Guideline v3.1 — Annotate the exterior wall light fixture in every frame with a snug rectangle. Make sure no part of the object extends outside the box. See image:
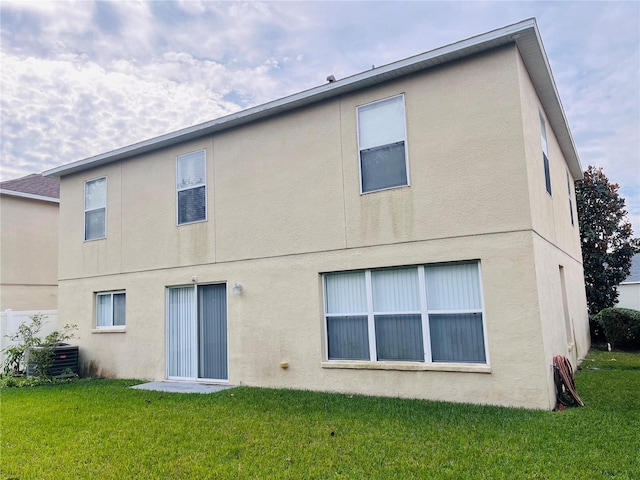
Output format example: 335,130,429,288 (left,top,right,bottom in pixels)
233,283,243,295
